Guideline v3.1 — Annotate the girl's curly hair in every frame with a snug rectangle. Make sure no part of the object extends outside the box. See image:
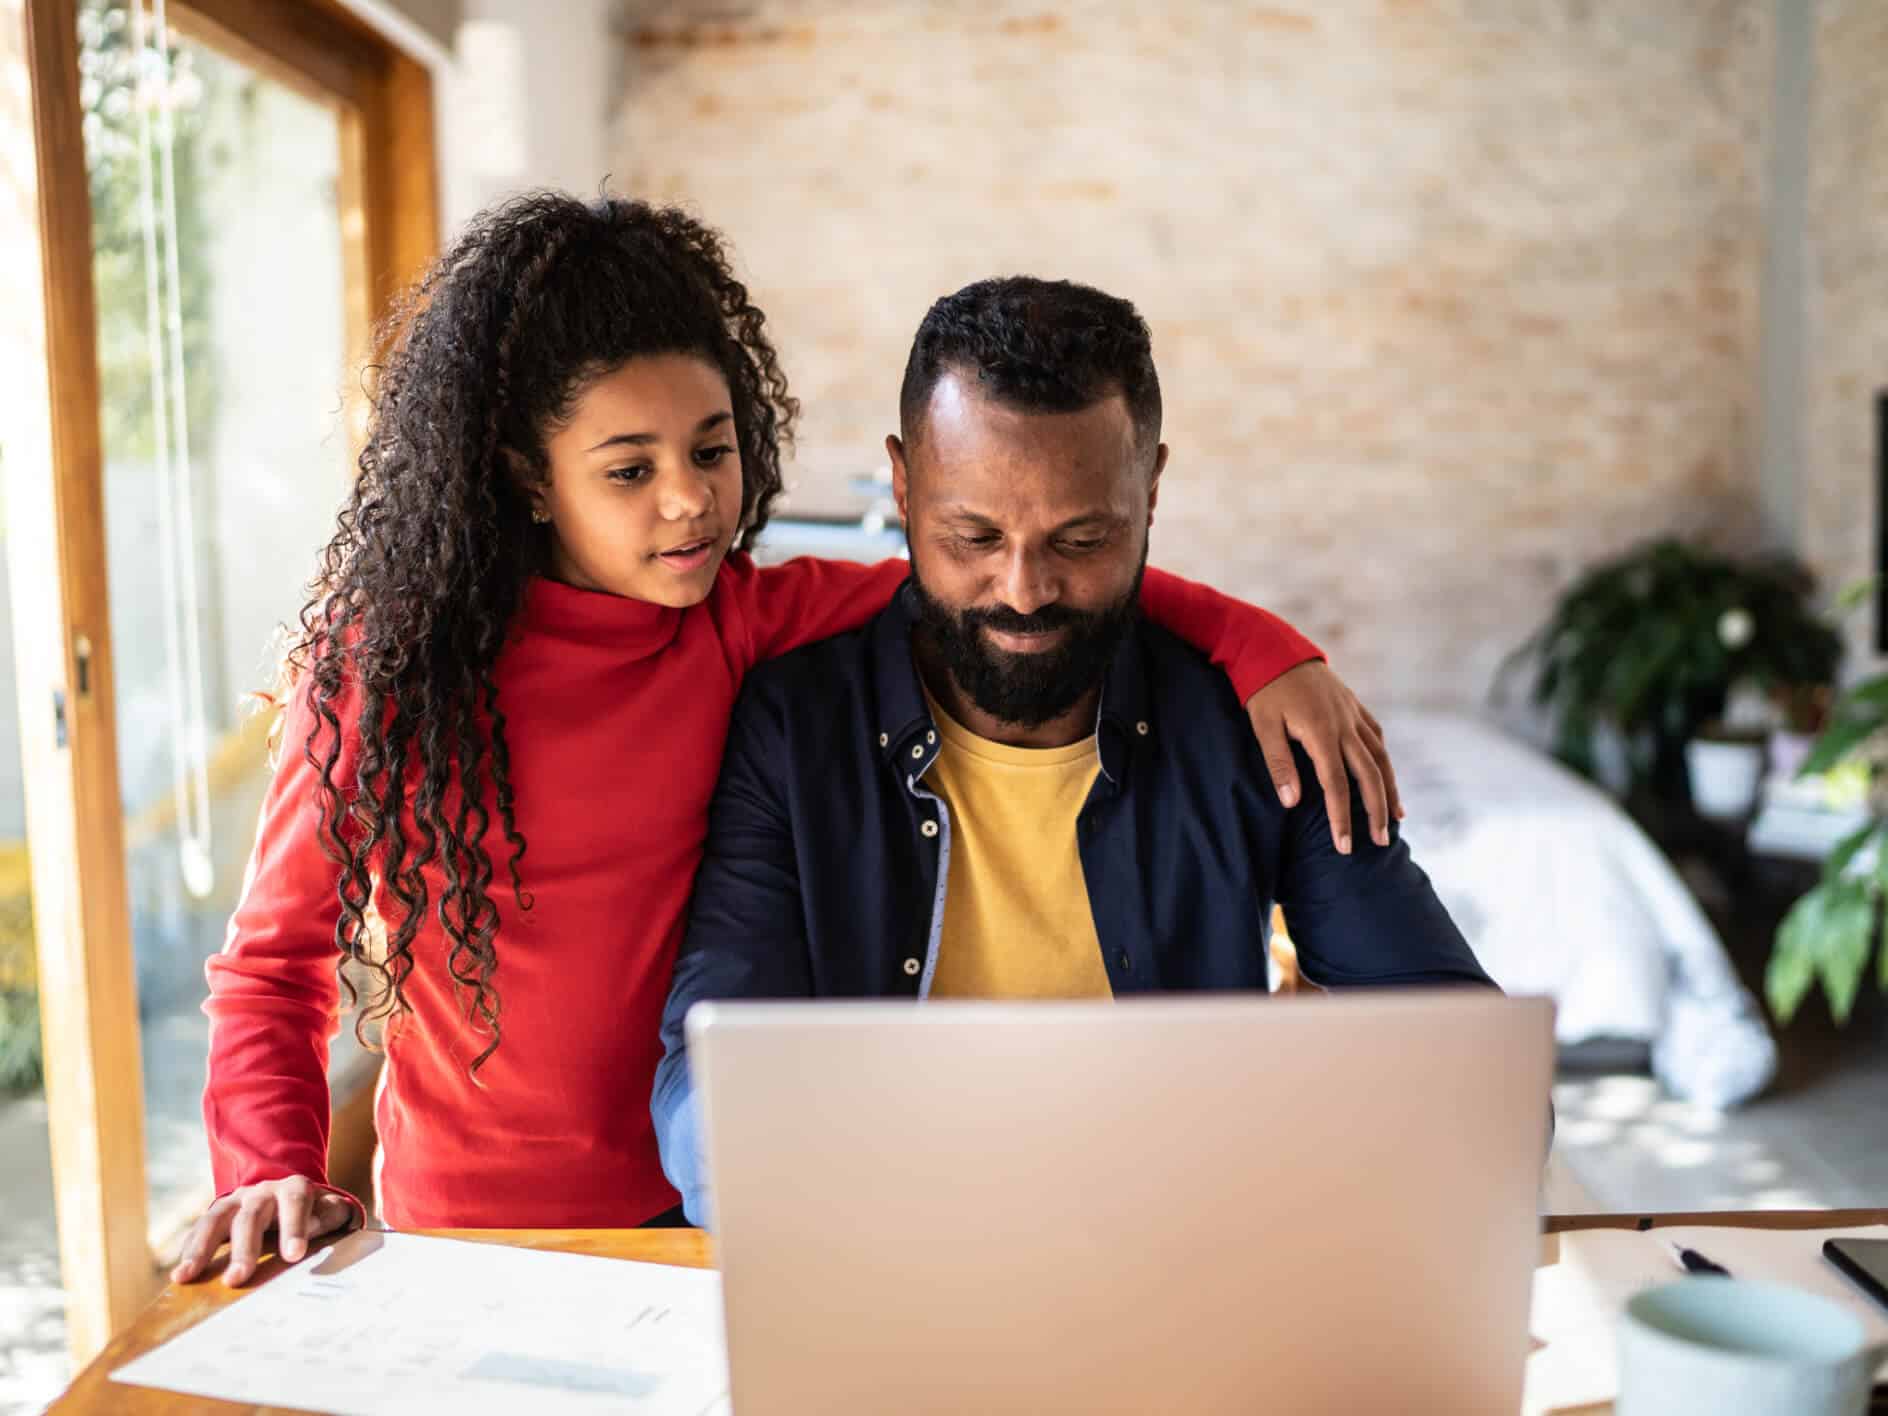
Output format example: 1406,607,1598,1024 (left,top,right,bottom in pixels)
287,192,796,1071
